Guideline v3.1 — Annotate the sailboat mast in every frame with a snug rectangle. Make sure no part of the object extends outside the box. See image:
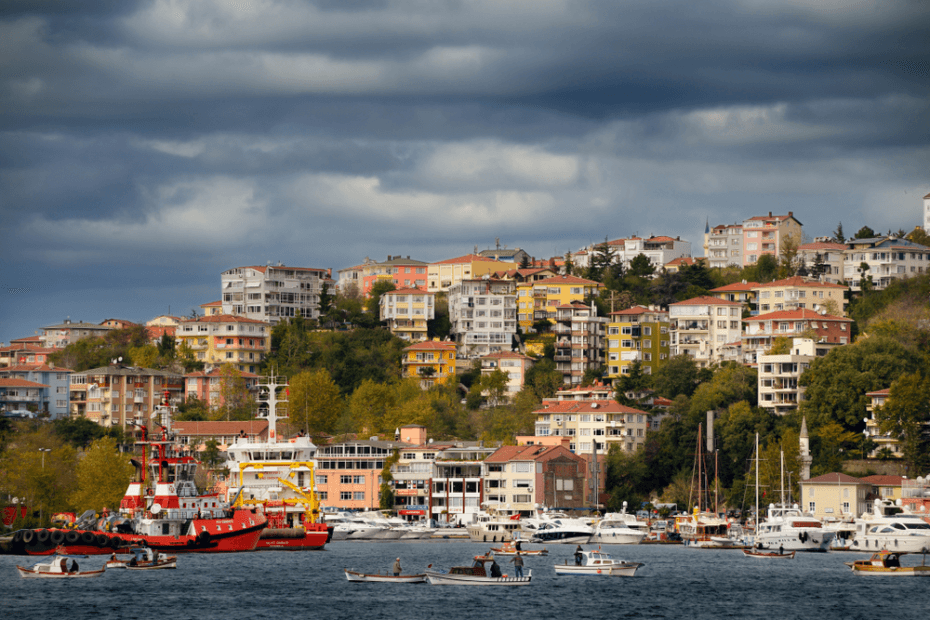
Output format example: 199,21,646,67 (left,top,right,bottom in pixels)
779,450,785,506
754,433,759,532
